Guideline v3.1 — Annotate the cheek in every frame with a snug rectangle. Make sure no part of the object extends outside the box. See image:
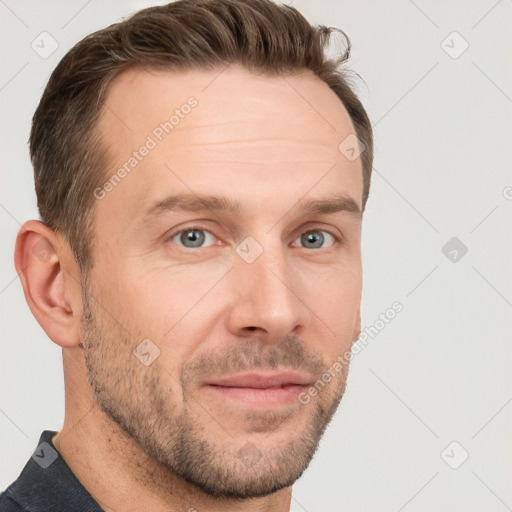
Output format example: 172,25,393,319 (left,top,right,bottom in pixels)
309,270,361,356
93,260,190,333
104,266,223,370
